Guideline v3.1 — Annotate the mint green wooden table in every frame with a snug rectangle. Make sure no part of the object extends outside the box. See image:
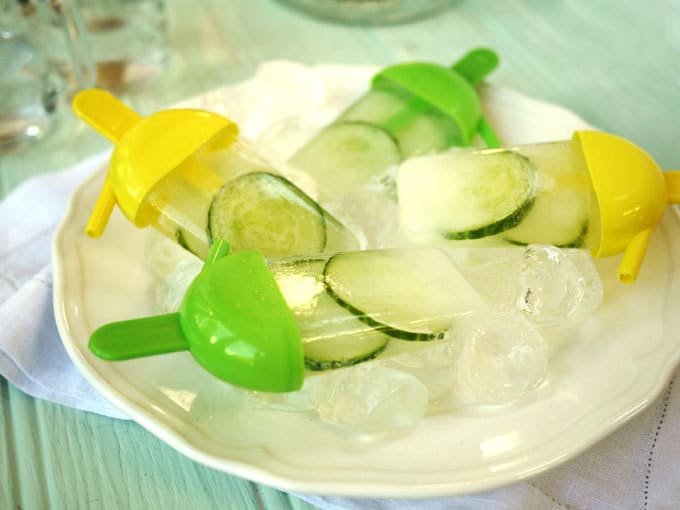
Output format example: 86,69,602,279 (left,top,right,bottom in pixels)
1,1,678,508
